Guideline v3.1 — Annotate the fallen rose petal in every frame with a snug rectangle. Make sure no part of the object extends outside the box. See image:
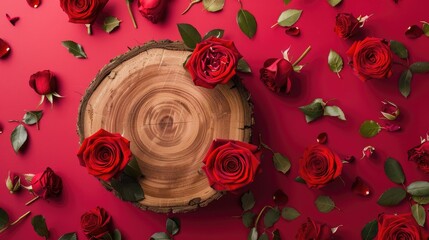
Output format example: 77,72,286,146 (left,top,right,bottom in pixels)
0,38,11,58
6,14,20,26
285,27,300,36
361,146,375,159
26,0,41,8
383,123,401,132
405,25,424,39
317,132,328,144
343,155,355,163
273,189,288,206
352,177,371,196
